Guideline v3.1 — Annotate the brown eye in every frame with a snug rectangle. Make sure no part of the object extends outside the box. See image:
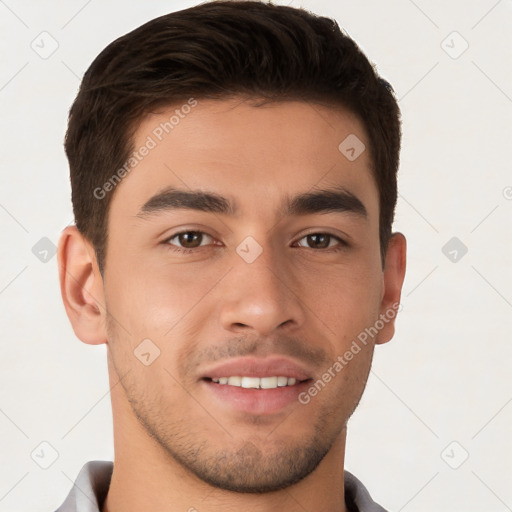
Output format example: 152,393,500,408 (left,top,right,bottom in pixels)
166,231,215,251
296,233,345,250
178,231,203,248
